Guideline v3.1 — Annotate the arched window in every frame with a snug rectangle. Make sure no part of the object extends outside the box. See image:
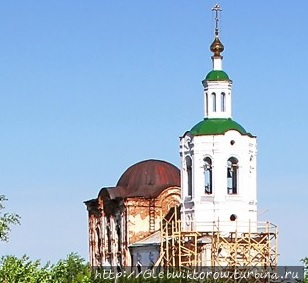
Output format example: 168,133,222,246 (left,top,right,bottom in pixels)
227,157,238,194
106,217,112,254
221,92,226,111
116,217,121,252
95,225,102,255
203,157,212,194
186,156,192,197
212,92,216,112
206,92,209,116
